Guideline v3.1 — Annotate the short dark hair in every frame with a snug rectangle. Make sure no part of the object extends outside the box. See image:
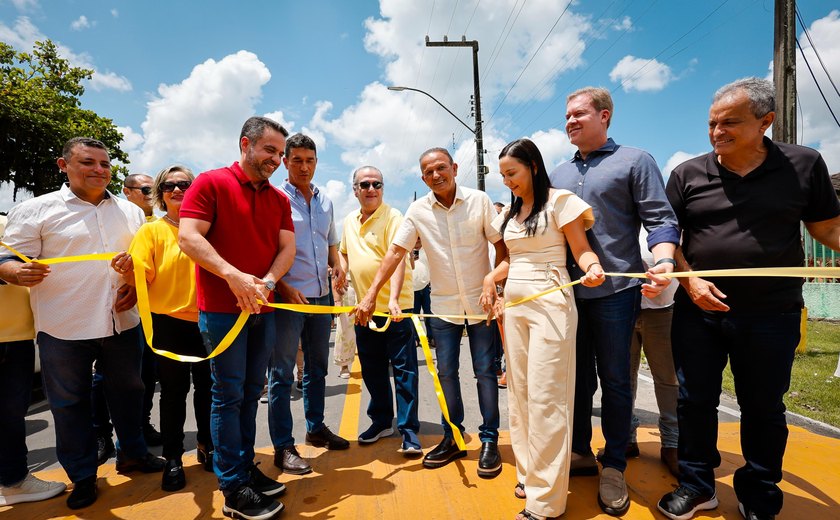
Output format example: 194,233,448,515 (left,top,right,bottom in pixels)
62,137,108,161
419,147,454,165
124,173,153,188
284,133,317,159
239,116,289,151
